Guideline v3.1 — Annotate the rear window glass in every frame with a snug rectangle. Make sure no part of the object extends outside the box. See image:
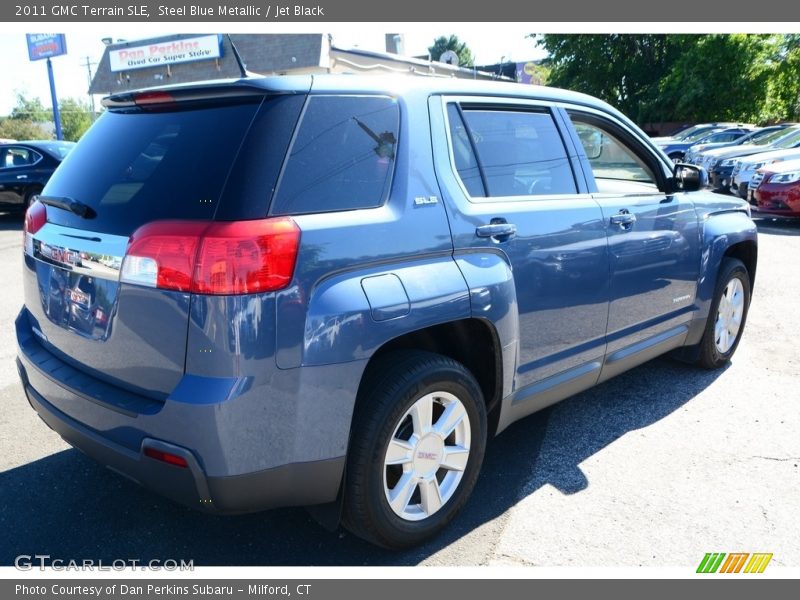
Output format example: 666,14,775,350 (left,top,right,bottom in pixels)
42,97,300,236
457,108,577,197
271,95,399,215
